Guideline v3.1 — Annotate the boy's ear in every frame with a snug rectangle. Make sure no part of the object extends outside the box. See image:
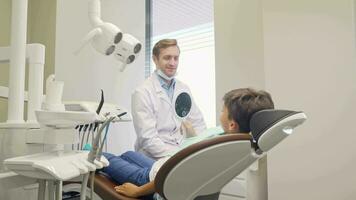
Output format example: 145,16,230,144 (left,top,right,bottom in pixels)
229,120,239,132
